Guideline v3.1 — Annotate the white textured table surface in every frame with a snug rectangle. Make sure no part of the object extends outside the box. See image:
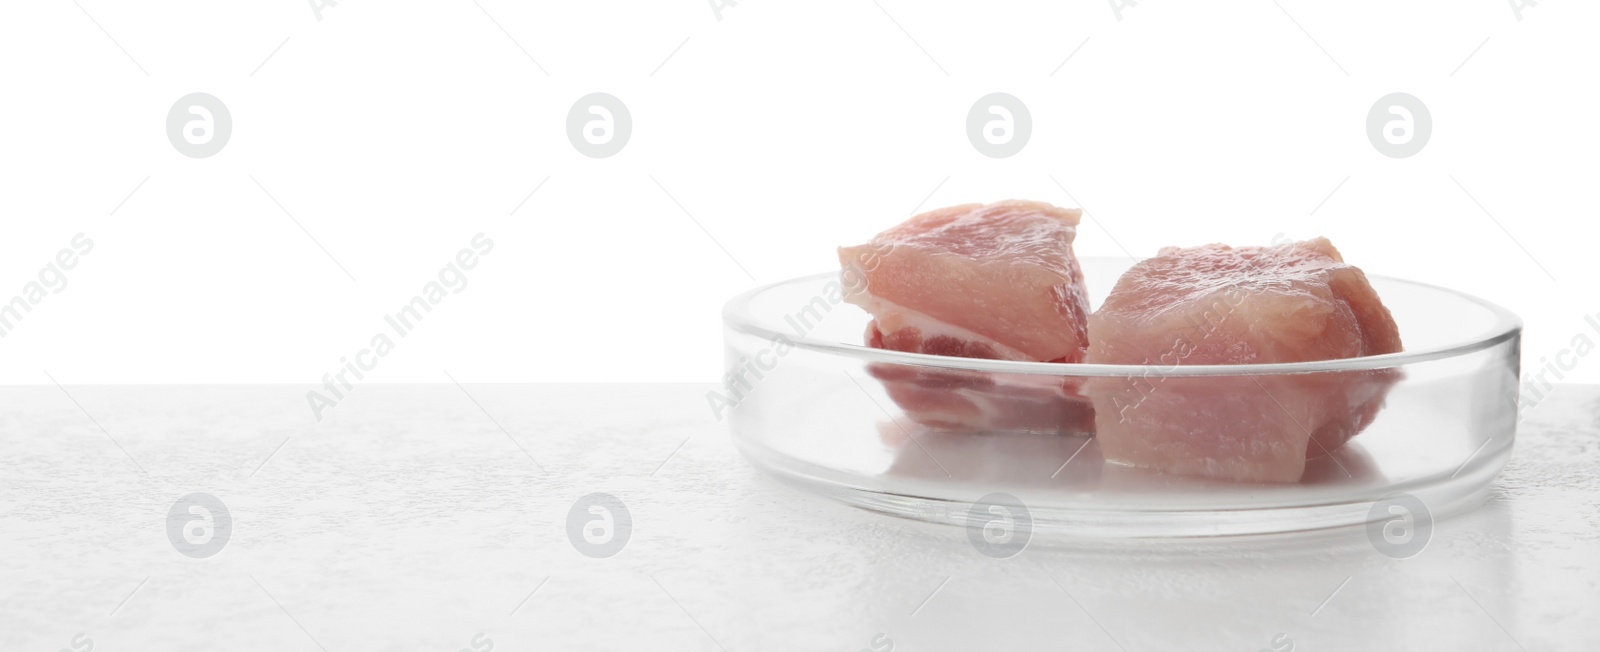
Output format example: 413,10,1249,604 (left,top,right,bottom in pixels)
2,383,1597,651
